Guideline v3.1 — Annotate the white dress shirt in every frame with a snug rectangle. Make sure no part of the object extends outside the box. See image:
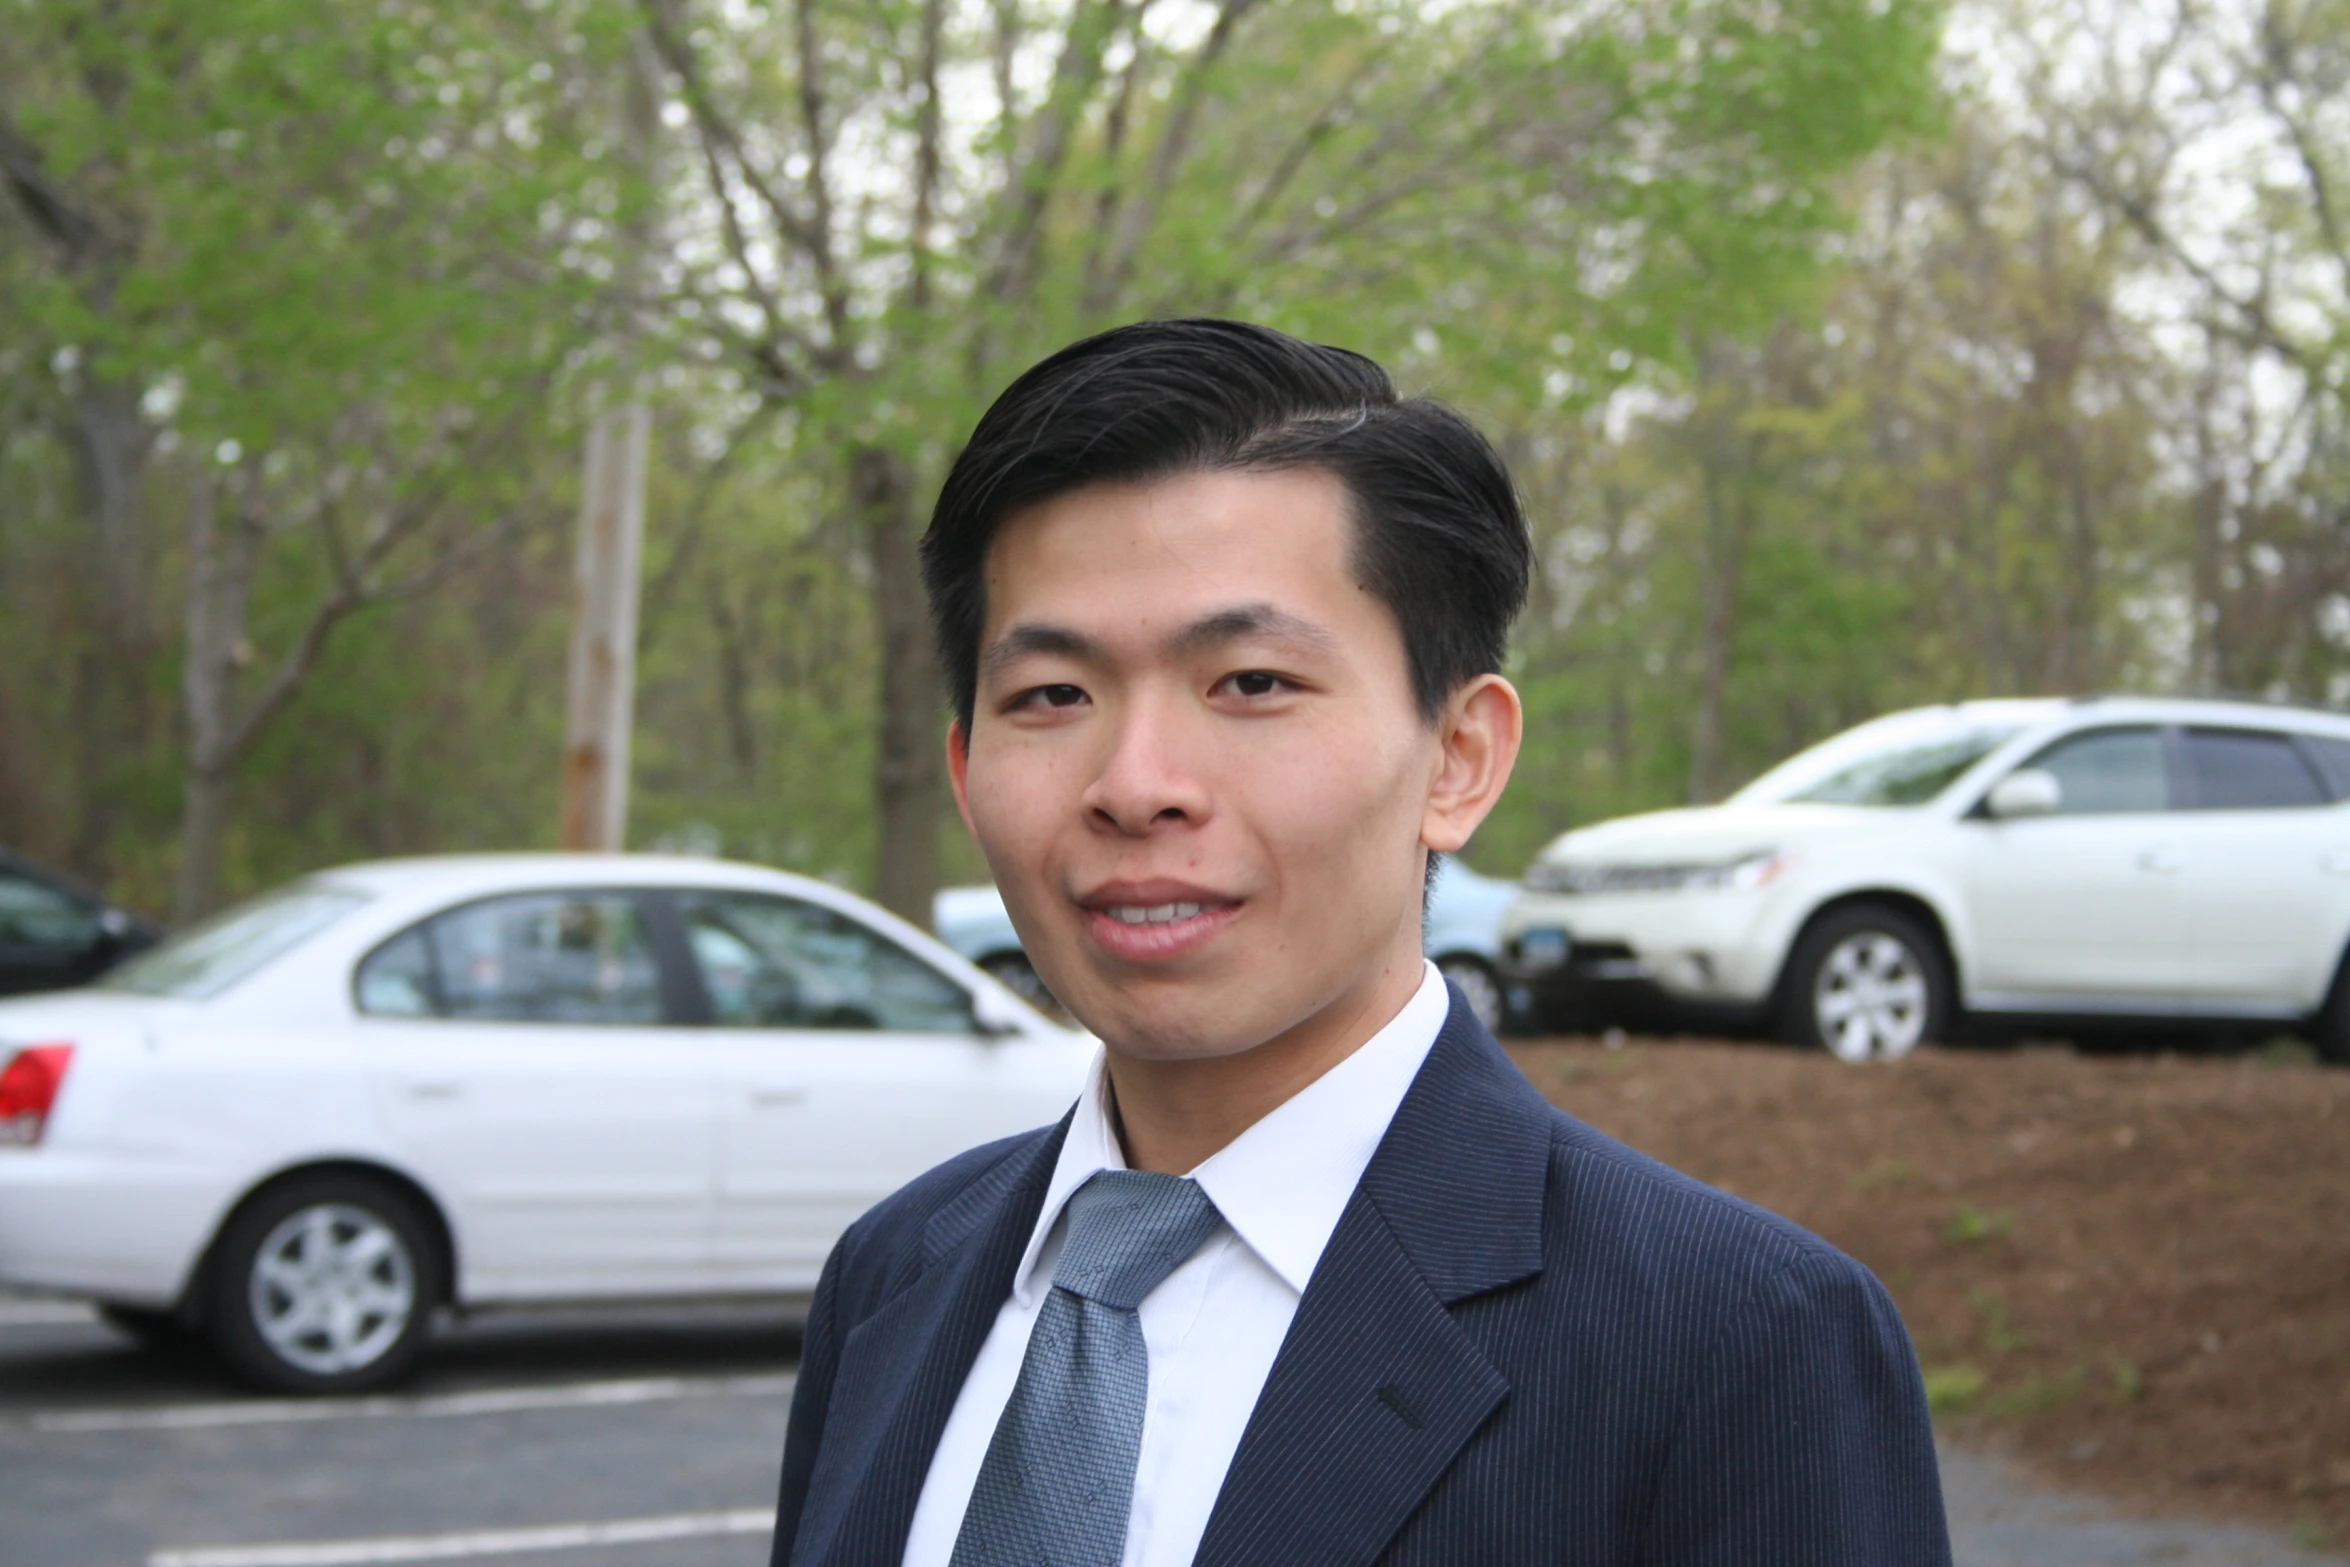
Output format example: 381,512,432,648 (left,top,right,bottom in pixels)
900,961,1451,1567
